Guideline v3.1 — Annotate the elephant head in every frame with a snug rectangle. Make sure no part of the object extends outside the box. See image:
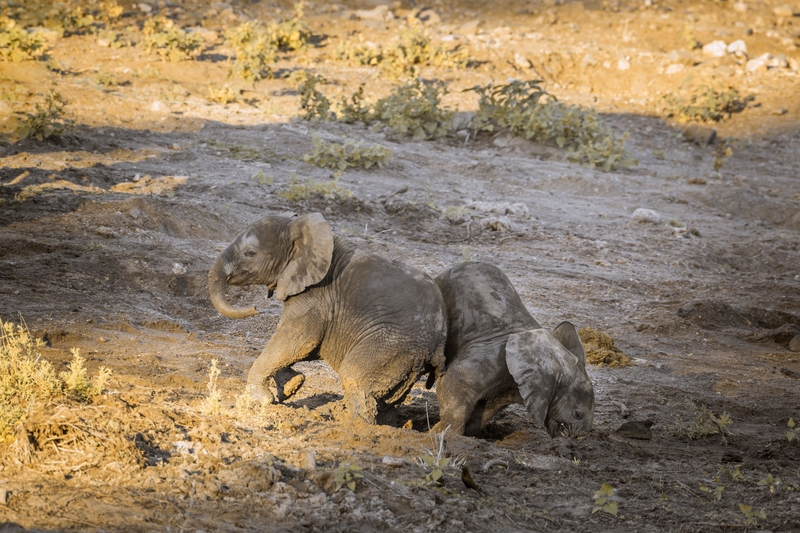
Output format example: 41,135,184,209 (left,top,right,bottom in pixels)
505,321,594,437
208,213,334,318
